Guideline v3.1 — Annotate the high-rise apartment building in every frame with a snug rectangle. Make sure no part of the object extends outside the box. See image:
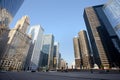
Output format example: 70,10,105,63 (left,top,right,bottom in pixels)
41,34,54,70
0,0,24,37
103,0,120,40
78,30,91,69
73,30,91,69
73,37,81,69
0,16,31,71
84,4,120,68
28,25,44,70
